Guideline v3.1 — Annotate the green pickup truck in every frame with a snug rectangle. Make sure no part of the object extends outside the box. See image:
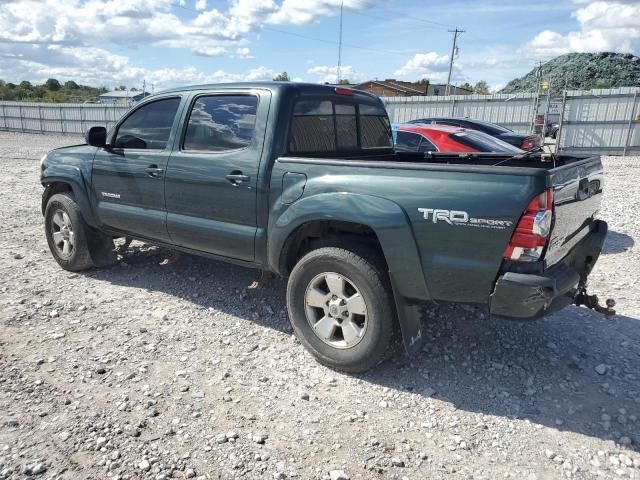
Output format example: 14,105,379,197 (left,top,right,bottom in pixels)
40,82,610,372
